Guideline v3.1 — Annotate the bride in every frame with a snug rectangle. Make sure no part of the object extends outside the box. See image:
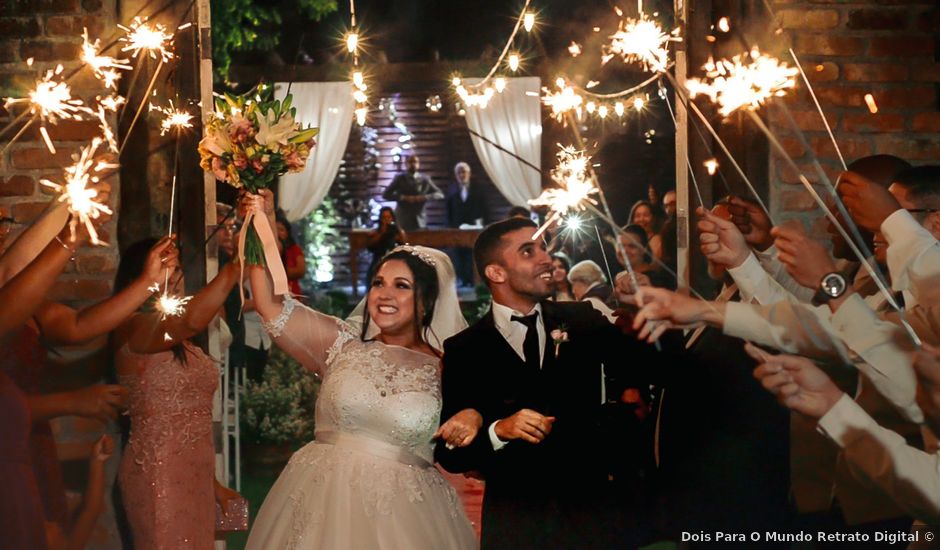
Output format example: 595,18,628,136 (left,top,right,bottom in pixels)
244,193,479,549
